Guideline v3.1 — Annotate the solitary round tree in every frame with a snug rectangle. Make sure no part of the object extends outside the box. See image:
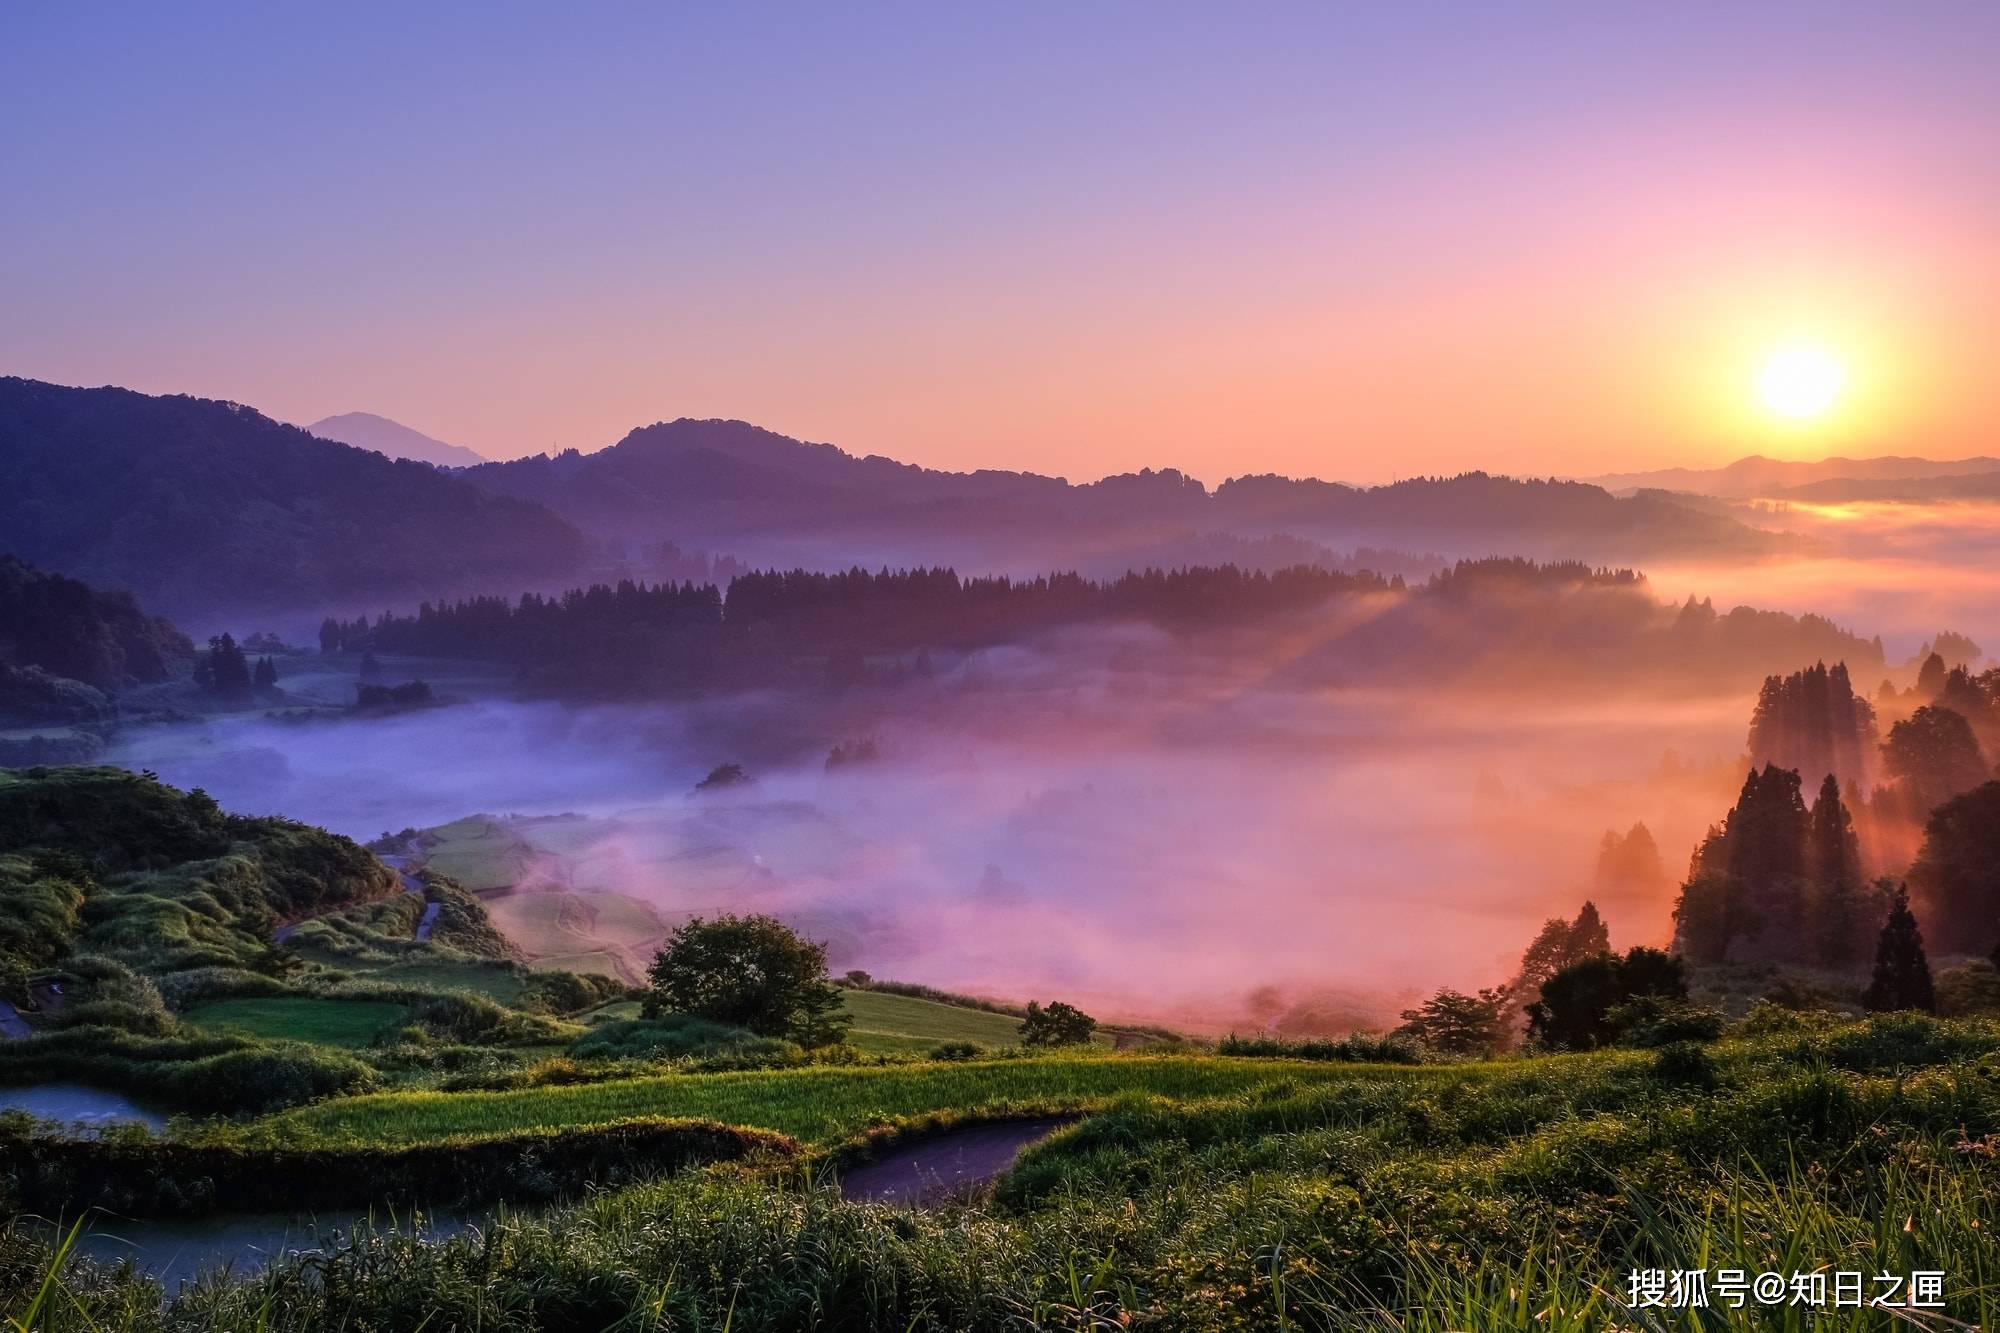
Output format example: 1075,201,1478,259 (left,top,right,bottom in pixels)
1019,1000,1097,1047
644,913,849,1045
